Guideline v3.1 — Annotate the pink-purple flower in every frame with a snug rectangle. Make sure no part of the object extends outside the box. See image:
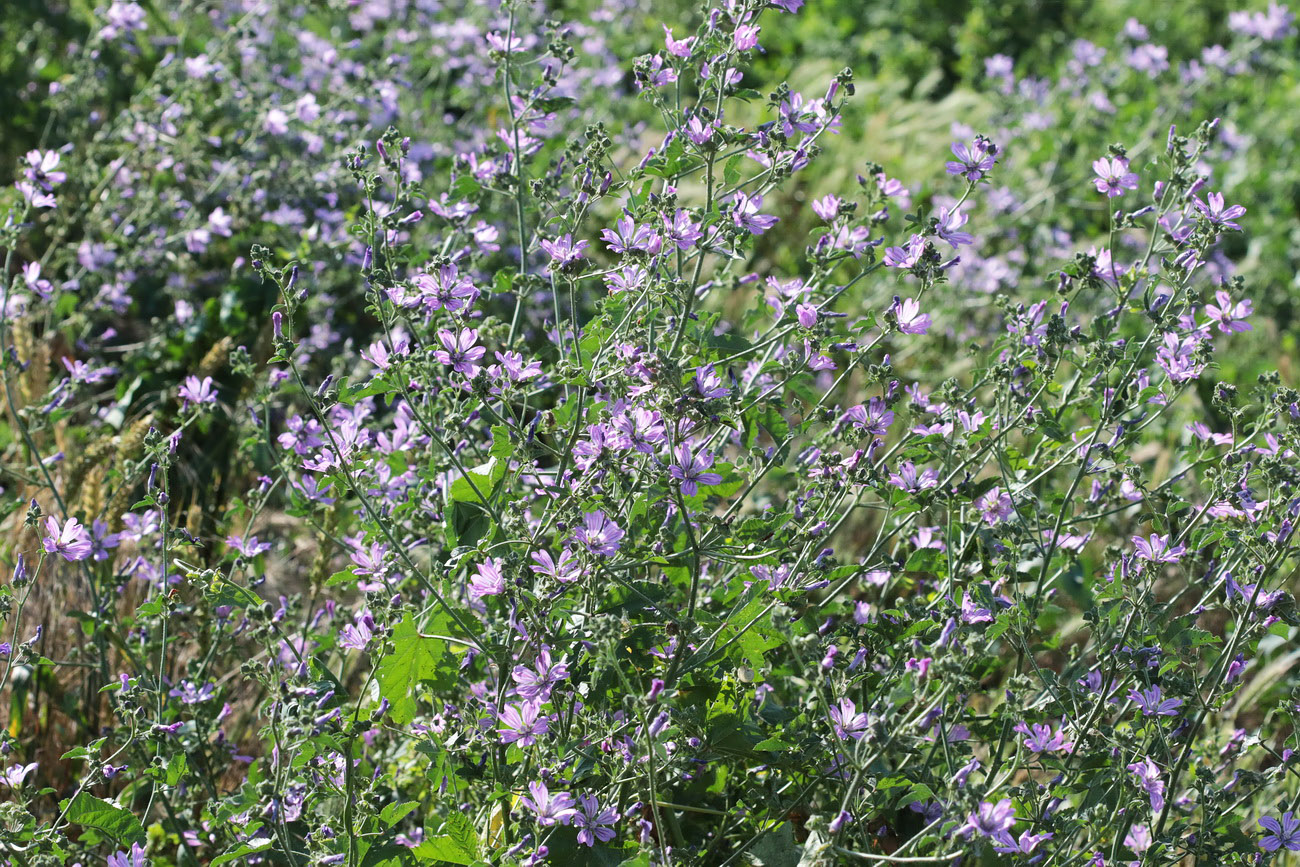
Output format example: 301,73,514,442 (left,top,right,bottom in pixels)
43,516,93,562
1092,156,1139,197
669,444,723,496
